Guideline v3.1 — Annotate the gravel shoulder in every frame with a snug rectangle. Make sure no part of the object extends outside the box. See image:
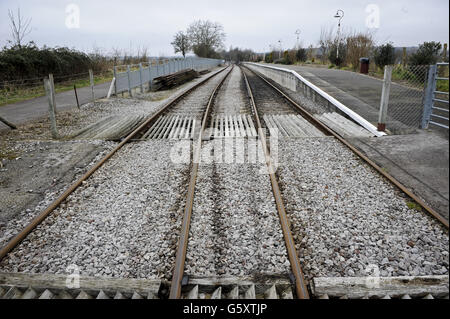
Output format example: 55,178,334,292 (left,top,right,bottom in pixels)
277,137,449,283
0,140,115,242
